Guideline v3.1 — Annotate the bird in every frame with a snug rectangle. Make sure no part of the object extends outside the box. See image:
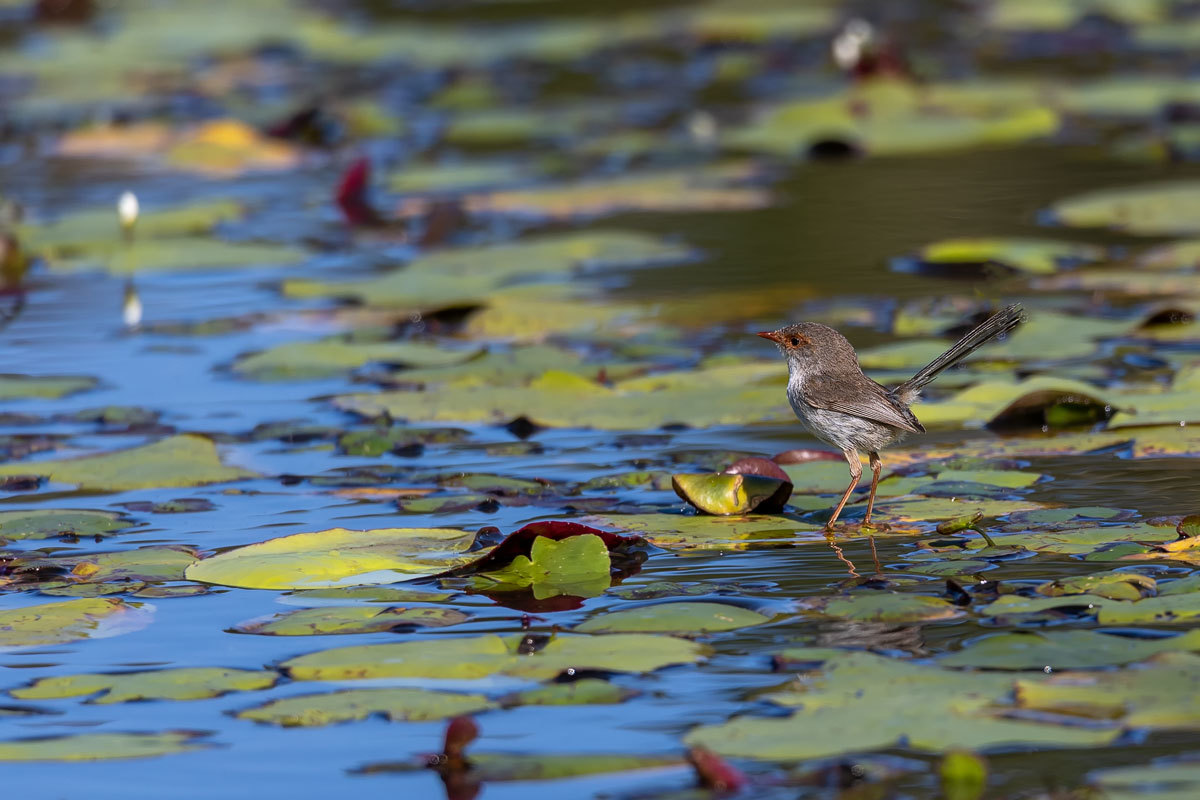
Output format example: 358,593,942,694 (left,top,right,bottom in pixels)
758,305,1024,531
